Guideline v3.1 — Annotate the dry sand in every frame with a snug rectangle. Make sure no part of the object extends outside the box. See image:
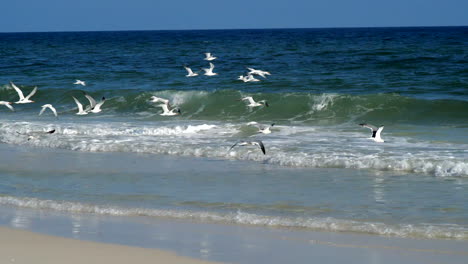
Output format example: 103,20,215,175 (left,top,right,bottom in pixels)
0,226,222,264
